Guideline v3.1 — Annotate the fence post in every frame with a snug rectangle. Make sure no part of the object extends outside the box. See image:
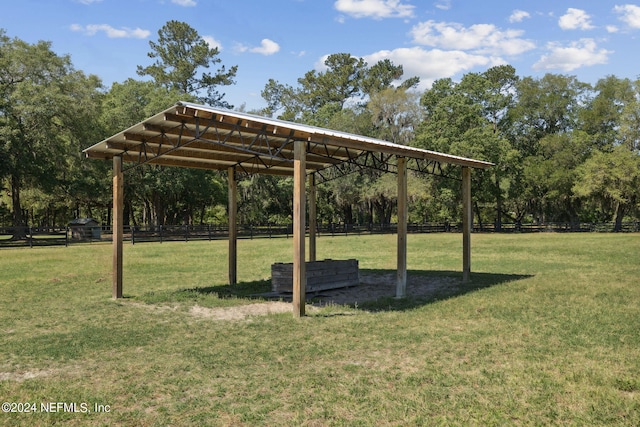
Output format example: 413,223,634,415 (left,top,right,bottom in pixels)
131,227,135,245
29,227,33,248
65,226,69,247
